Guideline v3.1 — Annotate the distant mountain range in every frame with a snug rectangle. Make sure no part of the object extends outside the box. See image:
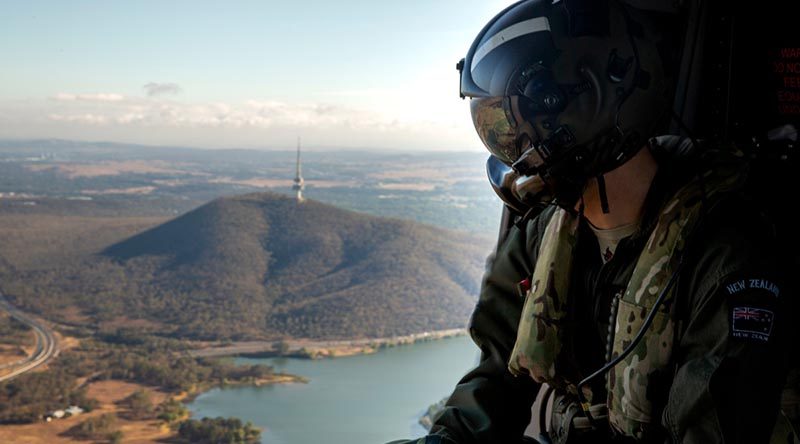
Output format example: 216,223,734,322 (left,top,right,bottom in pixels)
2,193,493,340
